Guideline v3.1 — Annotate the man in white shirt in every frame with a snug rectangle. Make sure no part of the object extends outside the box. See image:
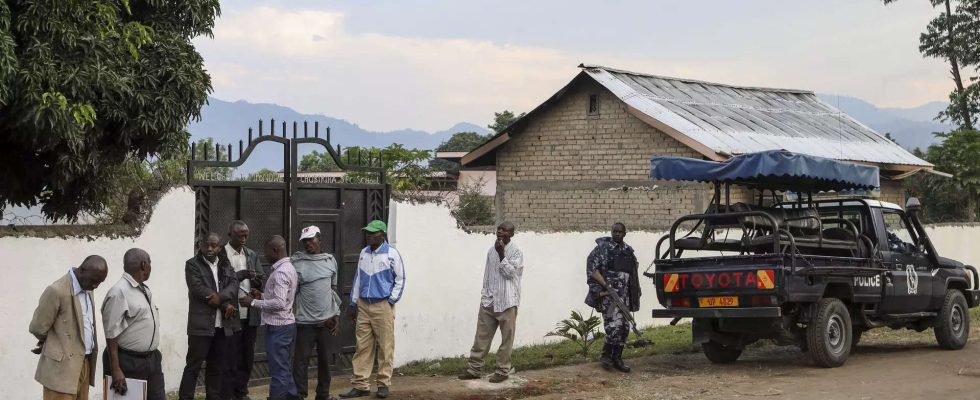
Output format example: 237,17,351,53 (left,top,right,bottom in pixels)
458,222,524,383
221,220,263,400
